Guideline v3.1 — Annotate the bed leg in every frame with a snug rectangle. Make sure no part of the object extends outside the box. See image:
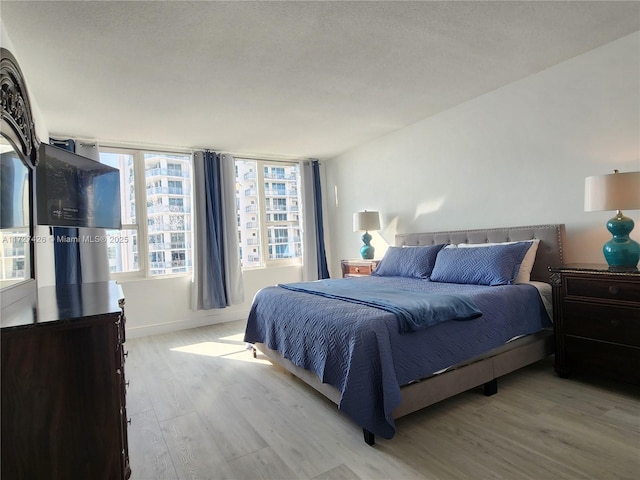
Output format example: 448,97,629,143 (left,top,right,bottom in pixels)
483,378,498,396
363,429,375,446
252,347,257,359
